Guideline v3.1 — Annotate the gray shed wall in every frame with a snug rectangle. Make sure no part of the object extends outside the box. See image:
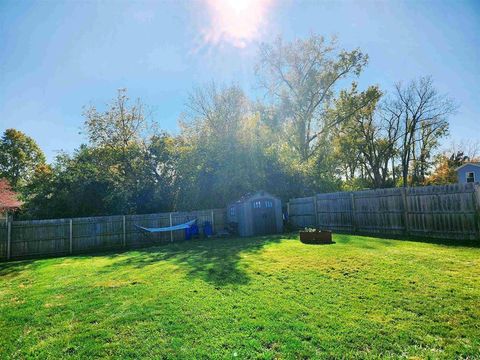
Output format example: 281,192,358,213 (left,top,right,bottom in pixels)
228,192,283,237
